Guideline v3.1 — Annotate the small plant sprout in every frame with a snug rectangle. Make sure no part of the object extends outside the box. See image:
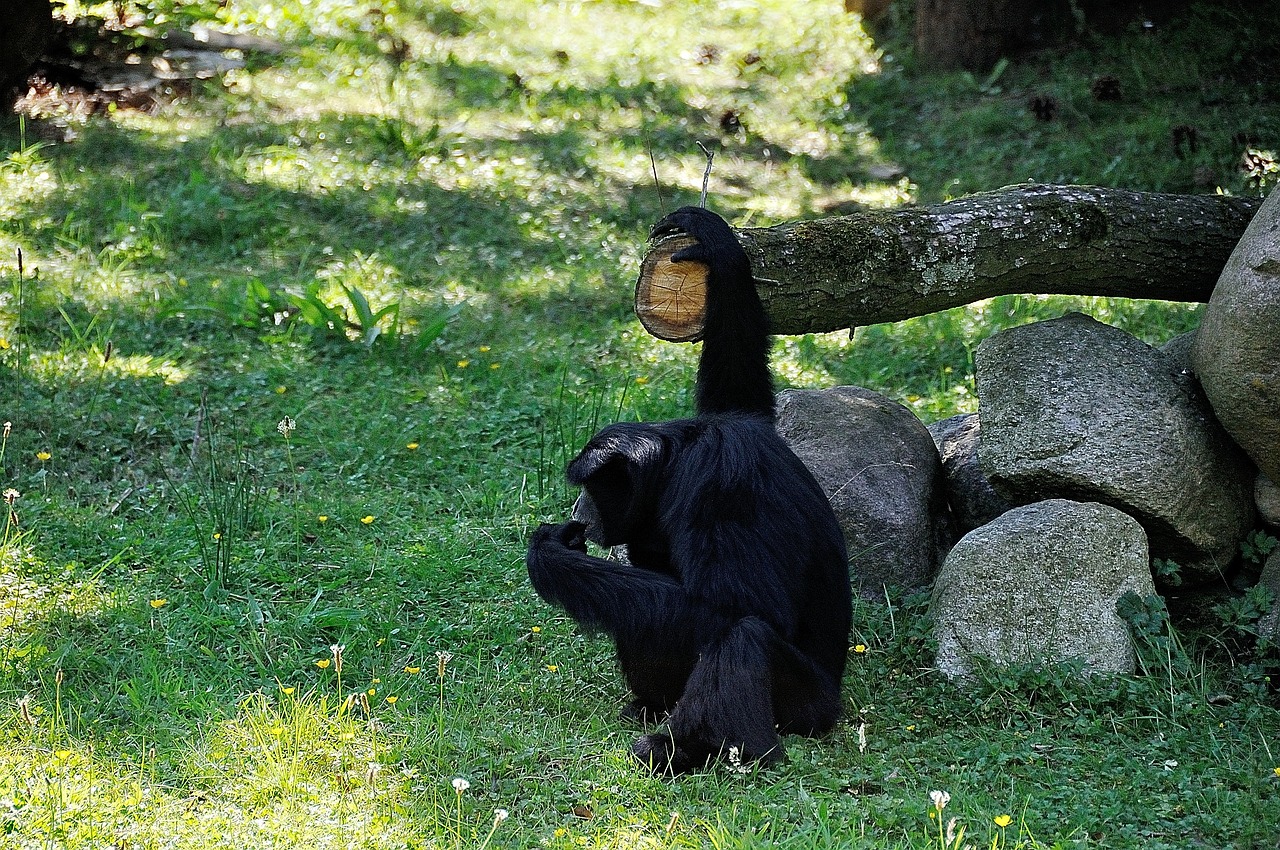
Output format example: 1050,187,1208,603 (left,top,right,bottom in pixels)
928,790,956,849
331,643,345,699
450,776,471,850
989,814,1014,850
3,488,19,545
149,599,168,622
276,416,302,562
476,808,509,850
726,746,752,775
